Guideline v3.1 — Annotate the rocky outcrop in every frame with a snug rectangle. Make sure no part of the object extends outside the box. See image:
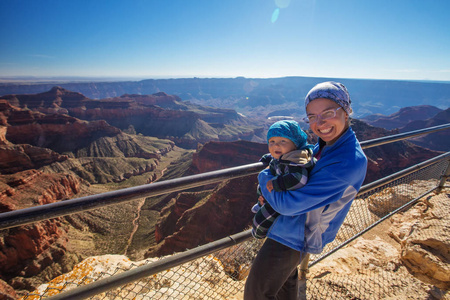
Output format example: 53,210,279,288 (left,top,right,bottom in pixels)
0,170,83,295
0,142,68,174
146,140,267,257
390,192,450,289
399,108,450,152
0,169,81,212
0,126,7,143
0,122,67,174
360,106,450,152
1,87,265,149
72,133,174,158
6,117,121,154
190,140,268,174
118,92,183,109
299,187,450,299
0,86,88,110
0,220,68,278
146,176,258,257
366,180,436,217
348,119,443,183
23,253,245,300
0,279,17,300
0,93,122,154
